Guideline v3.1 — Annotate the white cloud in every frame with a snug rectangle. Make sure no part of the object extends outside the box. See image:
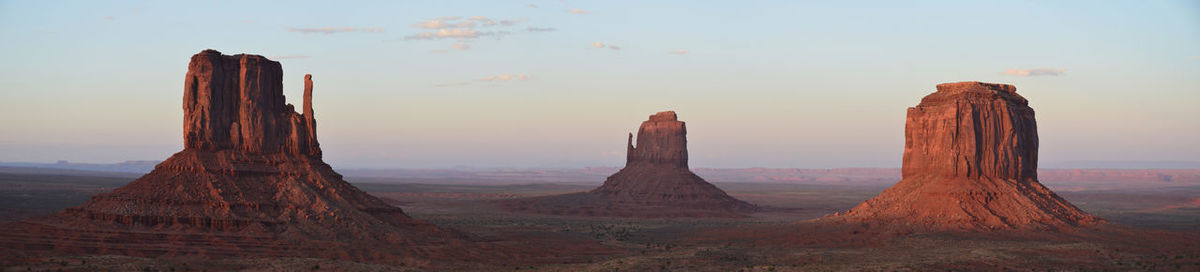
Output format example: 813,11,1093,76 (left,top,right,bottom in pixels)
287,27,384,34
667,49,690,55
592,42,606,48
453,43,471,50
569,8,589,14
476,74,530,82
1001,68,1066,77
527,4,538,8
